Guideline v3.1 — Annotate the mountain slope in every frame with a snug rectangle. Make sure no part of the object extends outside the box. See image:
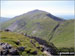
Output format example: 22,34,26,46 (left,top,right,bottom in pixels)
1,10,74,50
1,10,64,40
51,19,74,48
